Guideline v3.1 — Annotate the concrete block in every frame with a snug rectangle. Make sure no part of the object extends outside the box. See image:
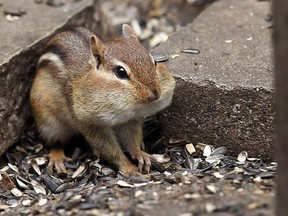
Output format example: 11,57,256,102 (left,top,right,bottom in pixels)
153,0,274,159
0,0,95,154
